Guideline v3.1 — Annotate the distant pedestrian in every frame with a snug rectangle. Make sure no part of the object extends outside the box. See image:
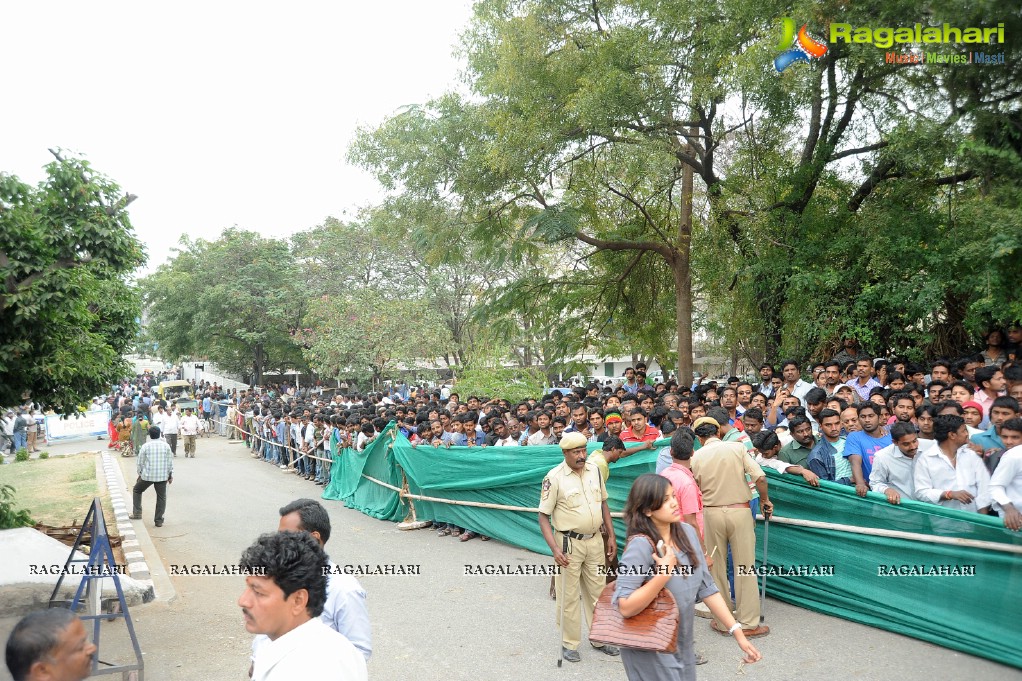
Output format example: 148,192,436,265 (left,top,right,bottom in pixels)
163,407,180,456
130,426,173,527
180,408,200,458
117,415,134,457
